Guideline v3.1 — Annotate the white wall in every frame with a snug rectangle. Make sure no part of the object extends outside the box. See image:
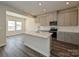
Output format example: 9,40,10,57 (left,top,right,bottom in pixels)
0,3,35,36
6,13,37,36
25,17,38,33
0,3,37,34
6,15,26,36
0,6,6,46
